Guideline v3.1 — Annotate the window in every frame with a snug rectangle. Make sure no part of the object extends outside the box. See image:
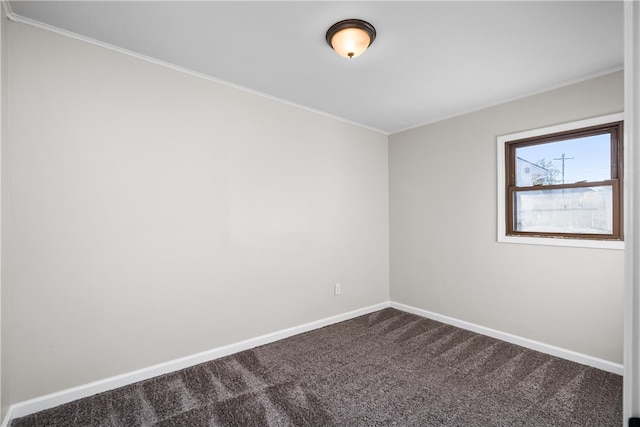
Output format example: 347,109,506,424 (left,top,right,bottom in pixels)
497,113,624,249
